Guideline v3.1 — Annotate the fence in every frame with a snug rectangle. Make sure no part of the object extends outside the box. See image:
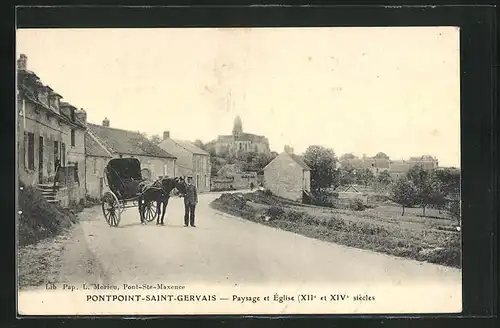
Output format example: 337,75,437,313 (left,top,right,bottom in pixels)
53,165,83,207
